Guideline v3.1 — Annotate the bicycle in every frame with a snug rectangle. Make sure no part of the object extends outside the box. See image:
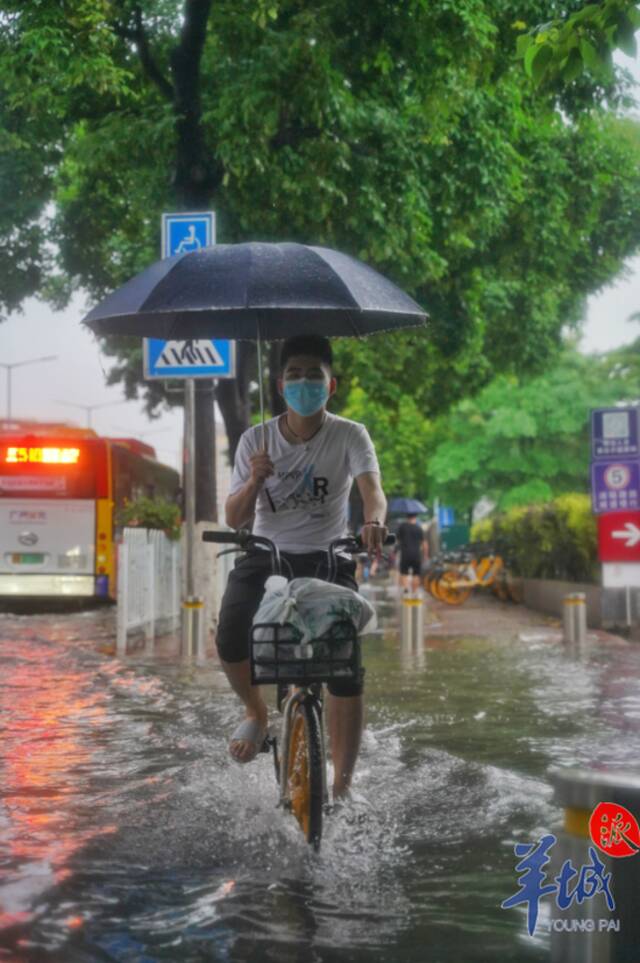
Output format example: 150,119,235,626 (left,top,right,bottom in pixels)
423,544,505,605
202,528,394,851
